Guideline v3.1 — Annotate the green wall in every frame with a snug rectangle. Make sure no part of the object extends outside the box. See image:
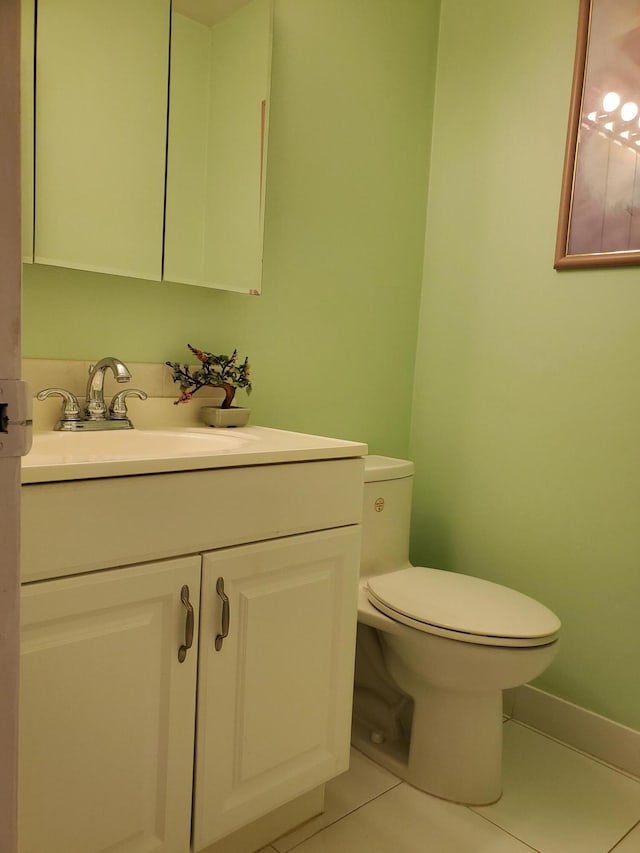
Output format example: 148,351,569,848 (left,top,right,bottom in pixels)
23,0,439,456
27,0,638,731
410,0,640,728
